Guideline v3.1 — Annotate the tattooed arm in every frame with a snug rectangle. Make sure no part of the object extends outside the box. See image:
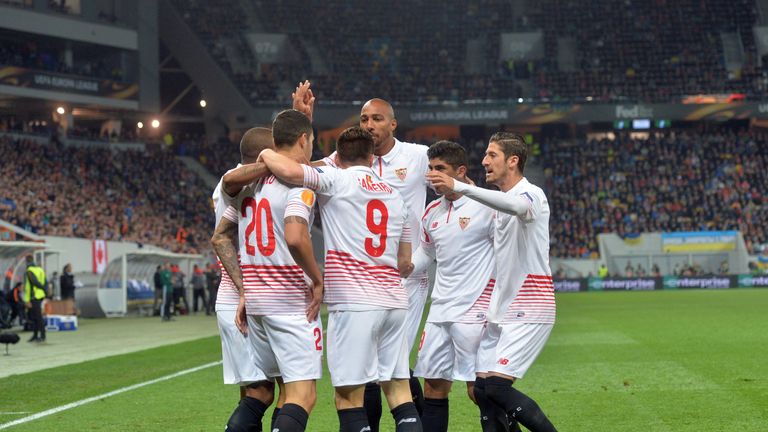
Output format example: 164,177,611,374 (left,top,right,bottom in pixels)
211,217,248,333
222,162,270,196
211,217,243,294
